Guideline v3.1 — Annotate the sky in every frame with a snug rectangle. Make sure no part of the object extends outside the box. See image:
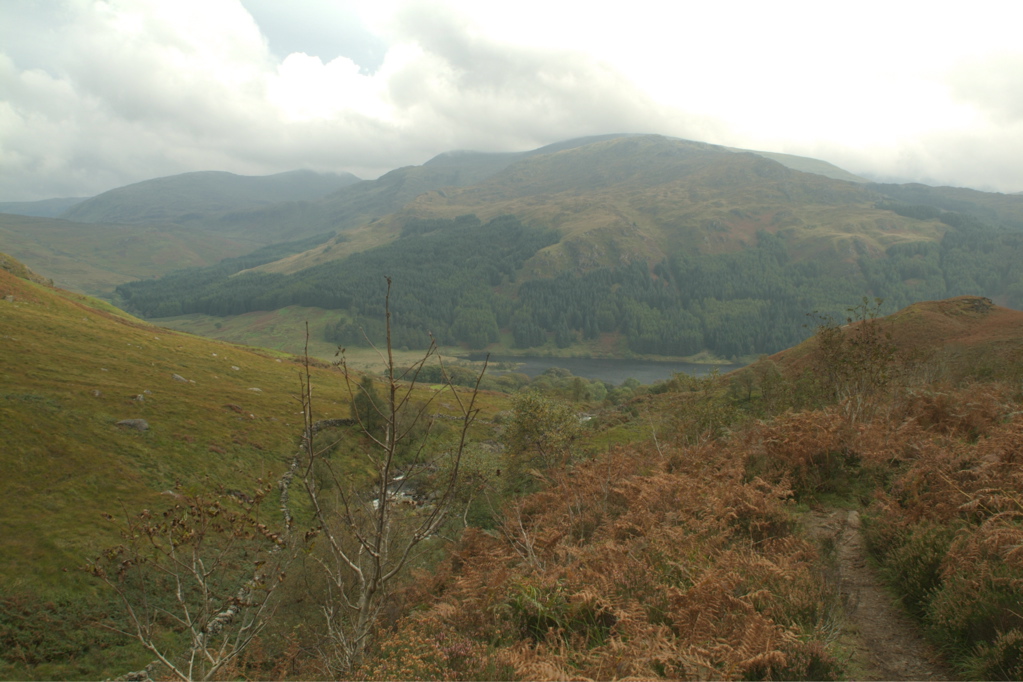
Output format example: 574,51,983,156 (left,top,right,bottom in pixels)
1,0,1022,201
